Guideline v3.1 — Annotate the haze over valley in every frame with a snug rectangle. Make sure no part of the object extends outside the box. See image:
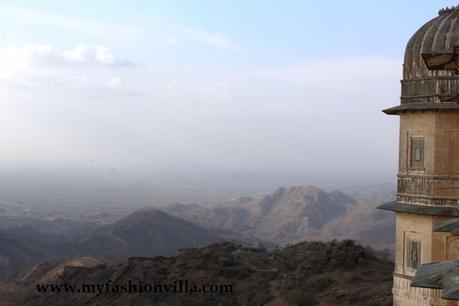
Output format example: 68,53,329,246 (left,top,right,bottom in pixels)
2,1,452,305
0,179,395,280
